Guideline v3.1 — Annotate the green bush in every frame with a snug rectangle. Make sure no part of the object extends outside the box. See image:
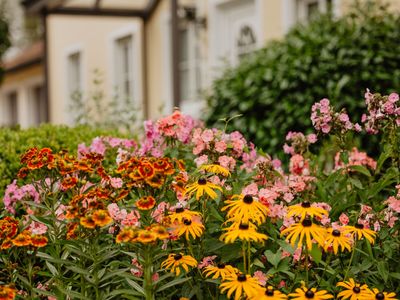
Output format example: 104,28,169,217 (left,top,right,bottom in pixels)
205,2,400,156
0,12,11,82
0,124,127,196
